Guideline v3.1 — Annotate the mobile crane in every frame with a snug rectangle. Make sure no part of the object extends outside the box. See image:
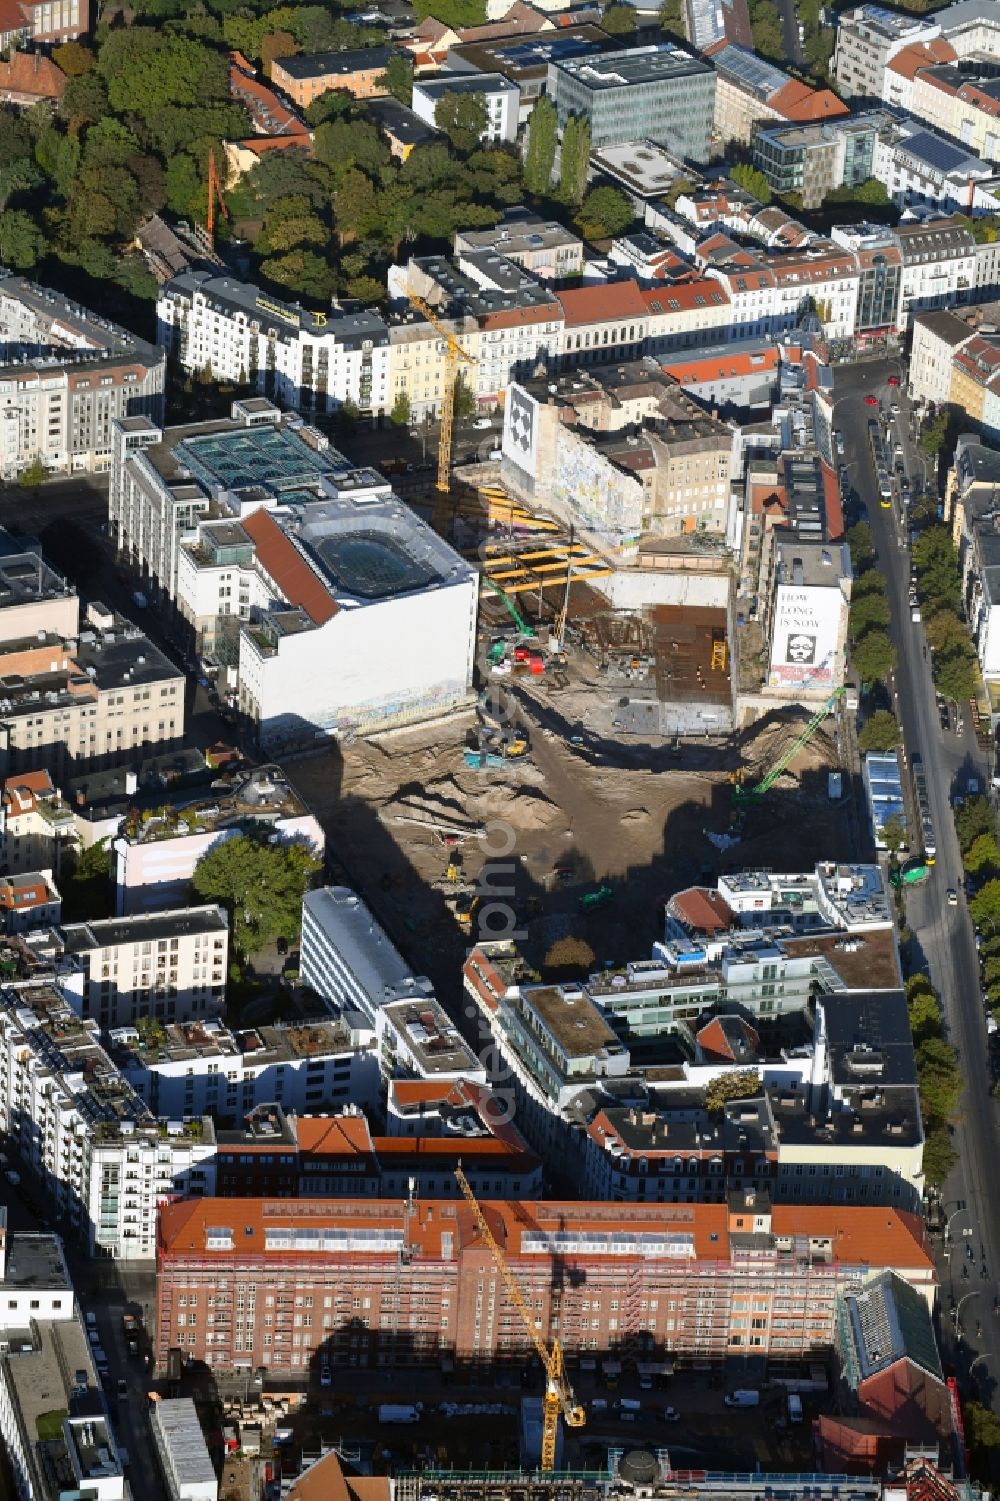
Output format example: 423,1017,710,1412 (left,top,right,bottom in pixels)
454,1166,585,1471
